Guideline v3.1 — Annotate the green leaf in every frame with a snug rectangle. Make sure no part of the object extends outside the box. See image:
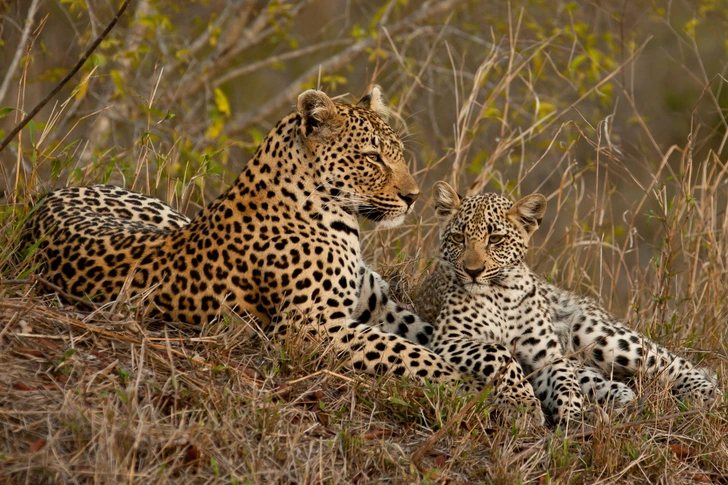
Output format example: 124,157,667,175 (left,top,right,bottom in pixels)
569,54,588,72
213,88,231,116
388,396,409,407
115,390,129,403
28,120,35,146
117,367,131,382
0,107,15,118
93,53,107,67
